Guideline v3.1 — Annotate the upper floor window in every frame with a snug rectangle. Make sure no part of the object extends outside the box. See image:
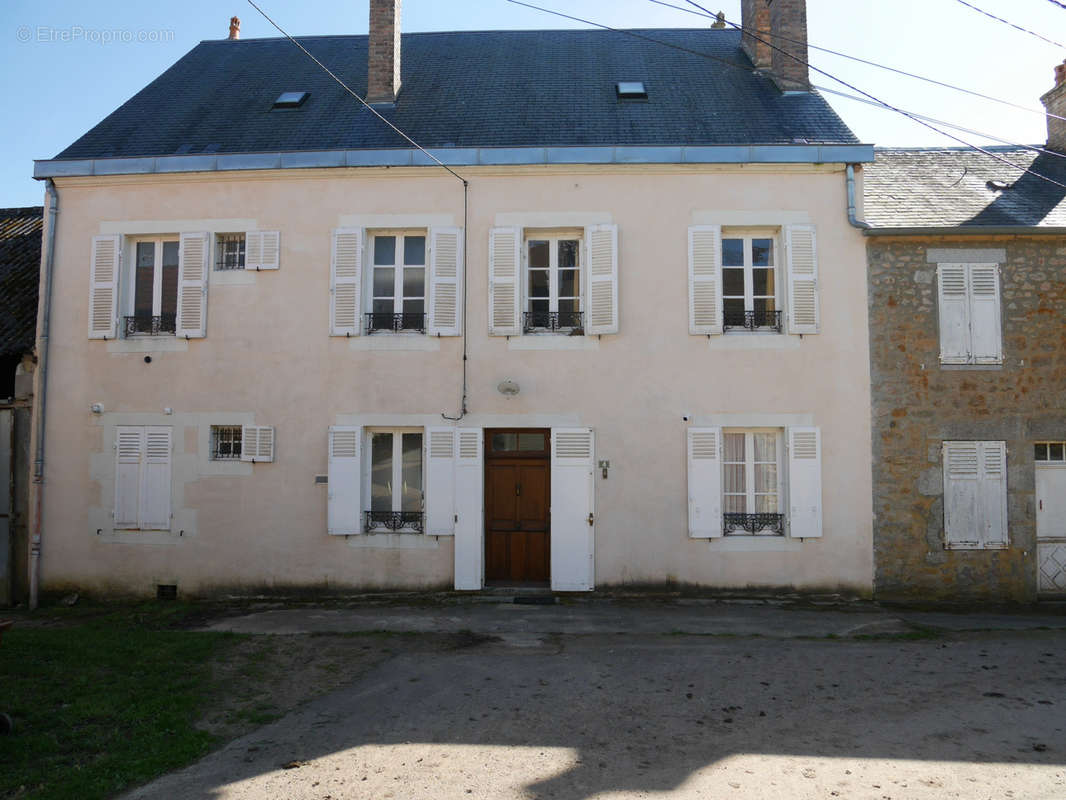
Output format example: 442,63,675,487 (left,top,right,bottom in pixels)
128,237,179,336
936,263,1002,365
368,231,426,334
525,232,583,334
721,231,781,333
215,234,246,271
